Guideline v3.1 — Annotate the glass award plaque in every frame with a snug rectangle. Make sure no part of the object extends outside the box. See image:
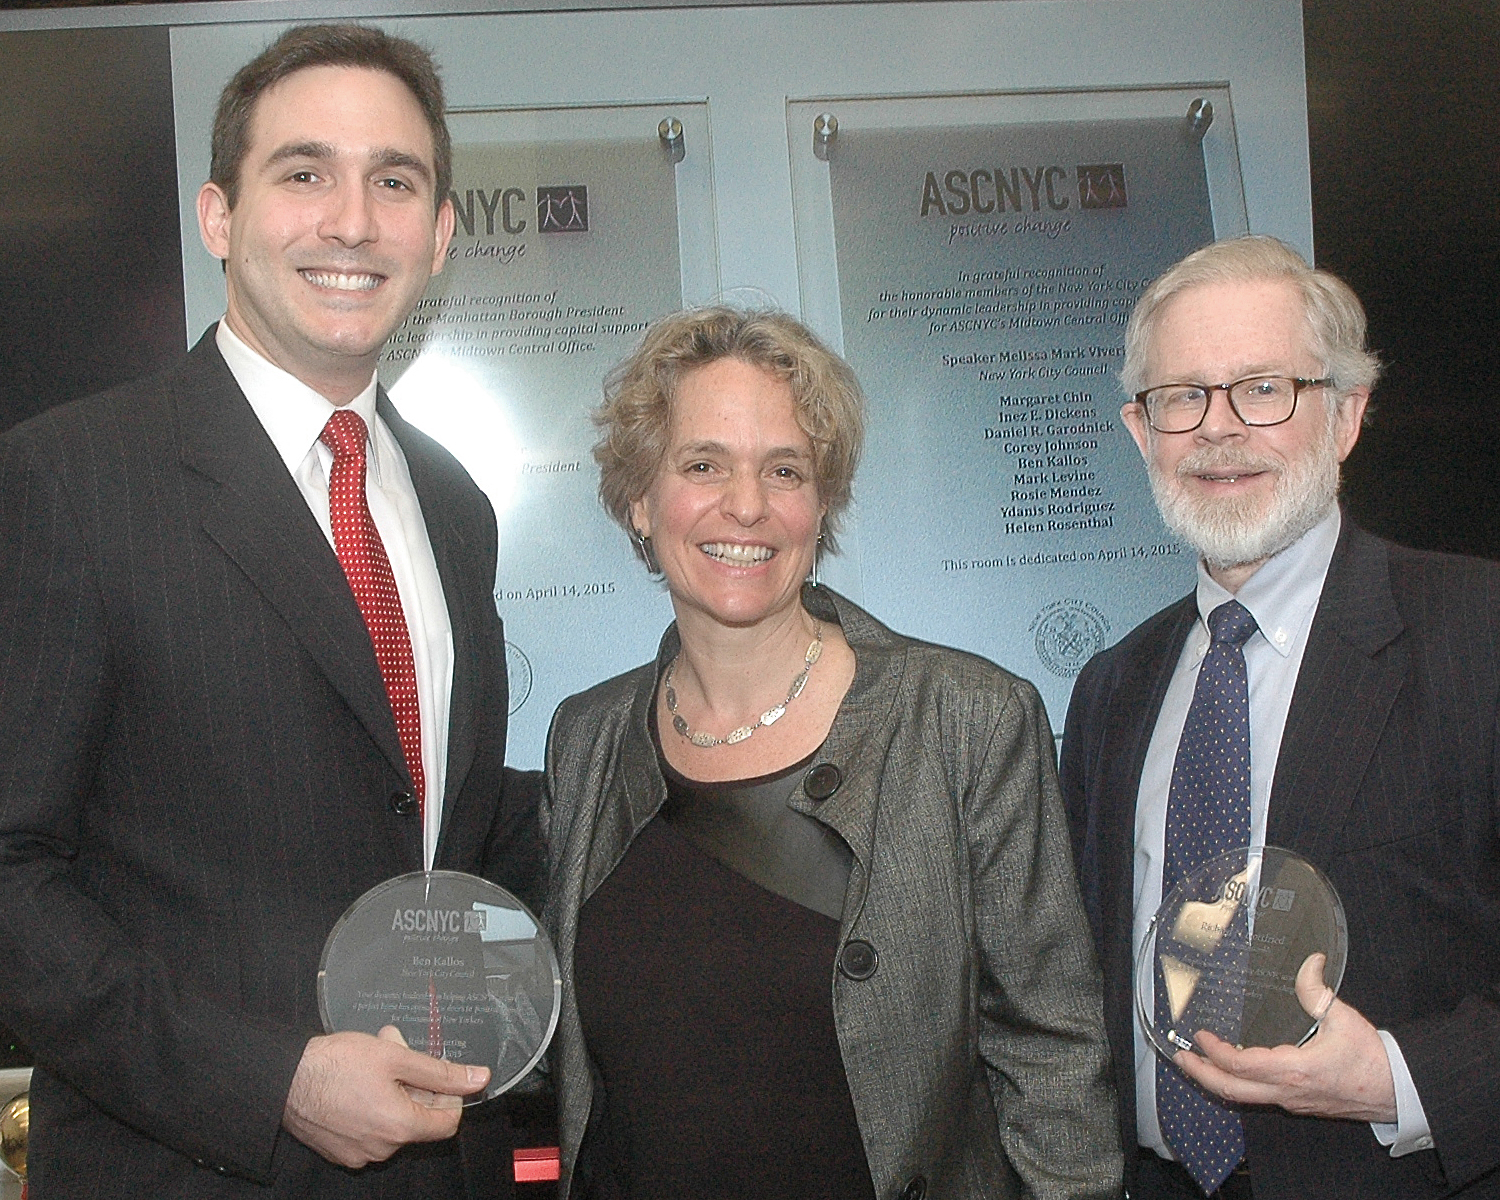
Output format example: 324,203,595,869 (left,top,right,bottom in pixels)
319,871,561,1103
1136,845,1347,1058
